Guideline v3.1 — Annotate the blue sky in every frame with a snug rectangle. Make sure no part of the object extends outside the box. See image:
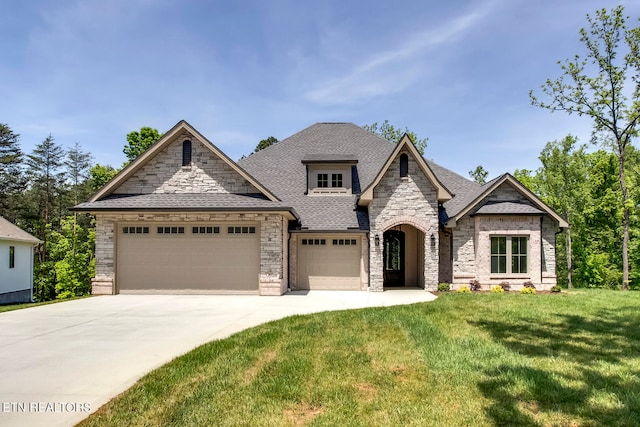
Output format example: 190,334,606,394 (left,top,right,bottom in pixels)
1,0,638,179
